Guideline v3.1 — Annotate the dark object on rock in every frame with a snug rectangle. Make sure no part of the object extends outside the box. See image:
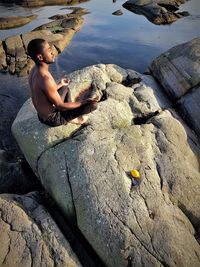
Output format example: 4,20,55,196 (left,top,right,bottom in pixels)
99,90,108,102
122,75,142,87
133,110,160,125
127,255,133,267
112,9,123,16
123,0,190,25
